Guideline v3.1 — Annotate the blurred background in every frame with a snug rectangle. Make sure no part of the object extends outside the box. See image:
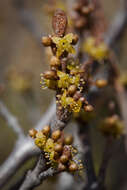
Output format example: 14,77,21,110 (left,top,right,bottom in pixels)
0,0,127,190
